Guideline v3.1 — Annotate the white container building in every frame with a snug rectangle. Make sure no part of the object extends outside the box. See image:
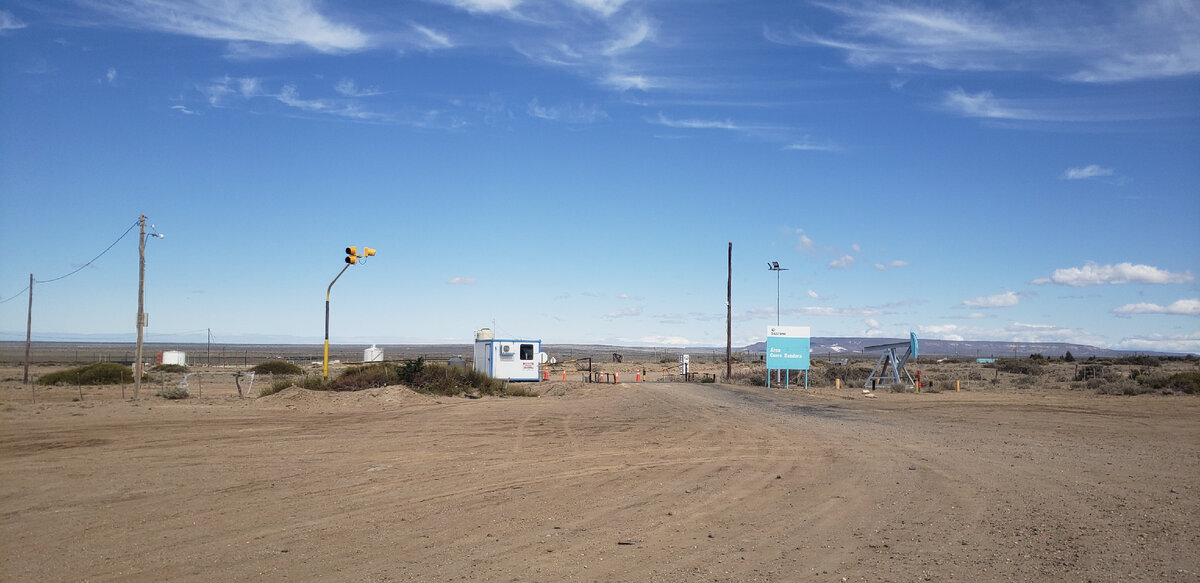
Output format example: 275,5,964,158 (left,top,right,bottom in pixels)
472,329,541,381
